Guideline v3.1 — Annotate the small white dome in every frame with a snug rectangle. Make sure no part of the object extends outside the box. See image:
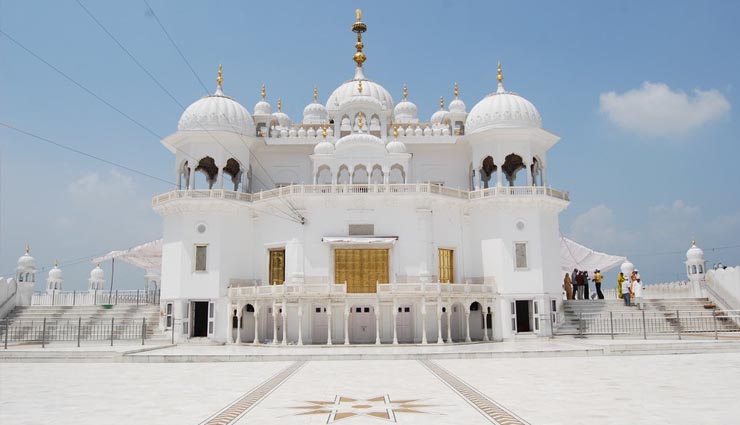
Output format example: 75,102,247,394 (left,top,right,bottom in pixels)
254,100,271,116
686,242,704,261
334,132,384,150
431,109,449,125
449,98,466,113
386,140,407,154
466,82,542,134
48,265,63,281
313,141,335,155
303,102,329,124
620,260,634,277
272,111,291,128
178,89,255,136
90,265,105,280
393,99,418,124
17,251,36,270
327,68,394,112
